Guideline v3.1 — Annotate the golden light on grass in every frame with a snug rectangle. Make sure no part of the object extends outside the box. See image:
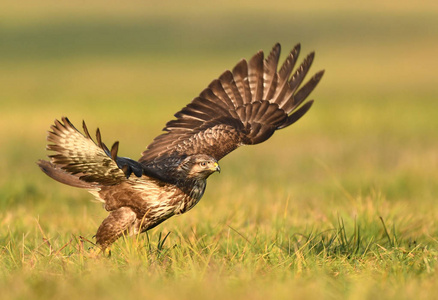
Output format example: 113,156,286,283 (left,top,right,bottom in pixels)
1,0,438,299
